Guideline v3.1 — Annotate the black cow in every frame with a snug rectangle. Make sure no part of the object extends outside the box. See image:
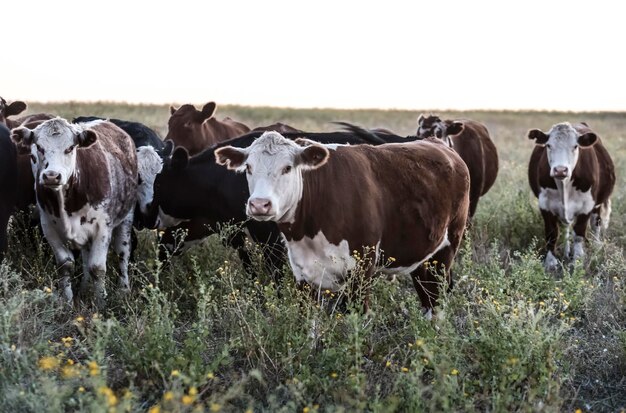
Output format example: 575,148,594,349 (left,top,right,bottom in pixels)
0,123,17,260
